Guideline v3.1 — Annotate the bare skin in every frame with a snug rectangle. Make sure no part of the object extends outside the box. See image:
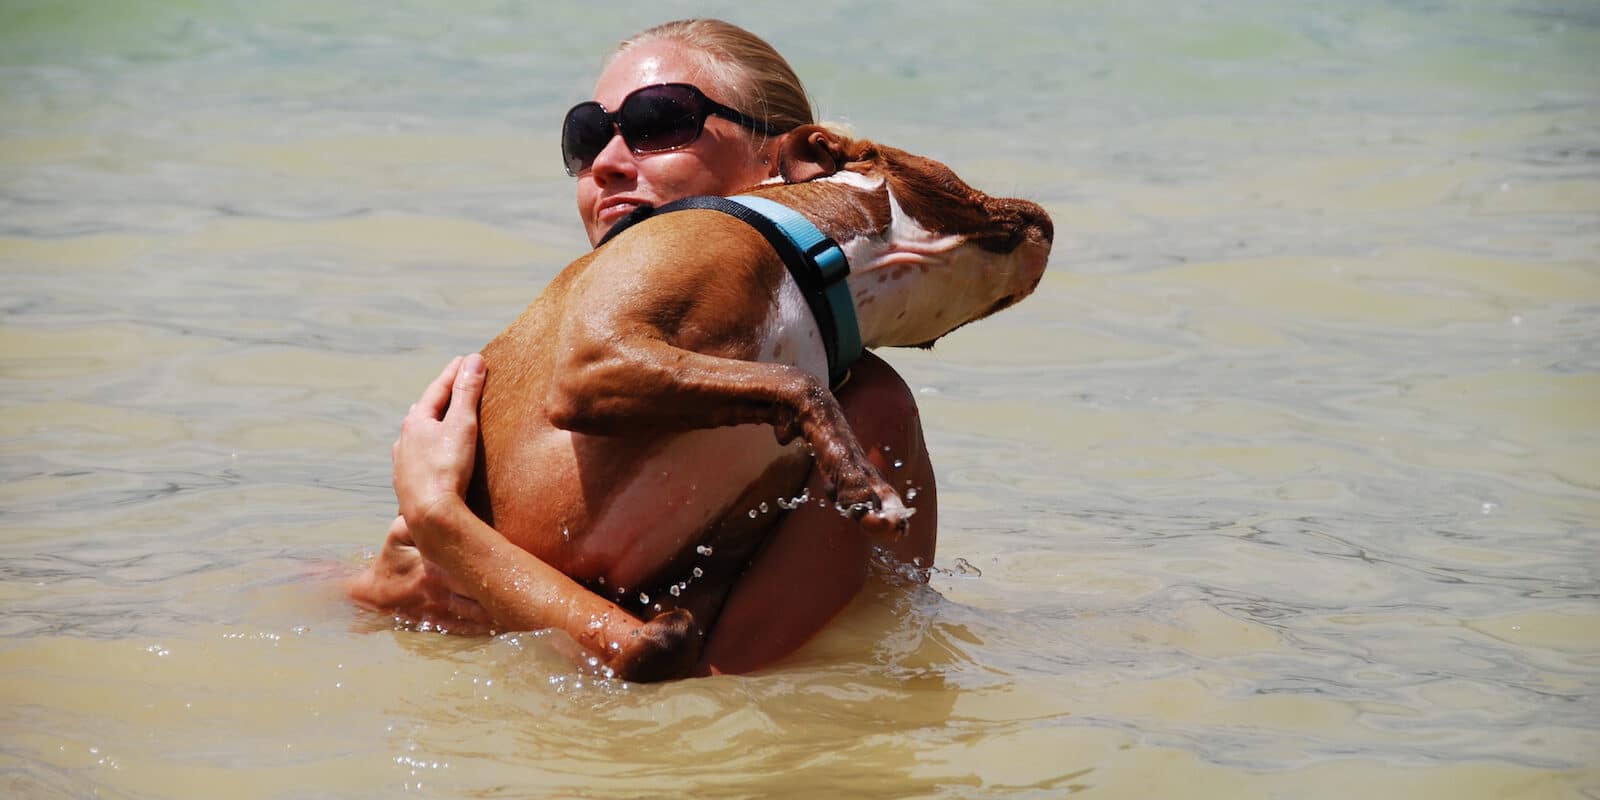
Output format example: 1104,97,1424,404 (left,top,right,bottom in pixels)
350,40,939,675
